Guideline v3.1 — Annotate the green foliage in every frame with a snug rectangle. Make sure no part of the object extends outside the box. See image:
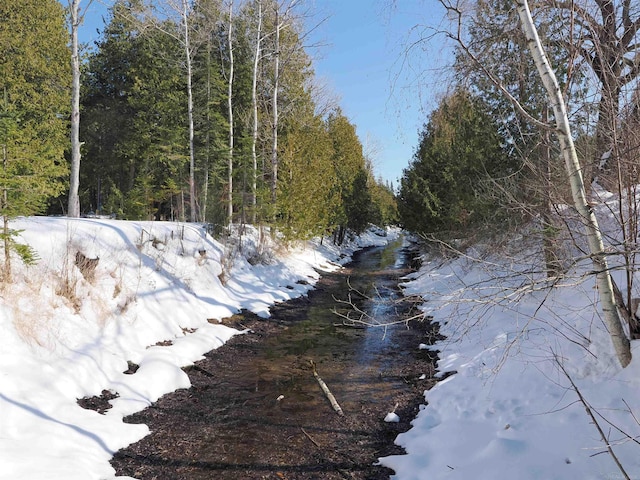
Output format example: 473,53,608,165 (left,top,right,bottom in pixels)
398,89,513,235
0,0,70,219
278,114,338,239
74,0,389,239
369,178,398,226
0,229,39,266
81,2,188,219
457,0,583,212
326,110,372,234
